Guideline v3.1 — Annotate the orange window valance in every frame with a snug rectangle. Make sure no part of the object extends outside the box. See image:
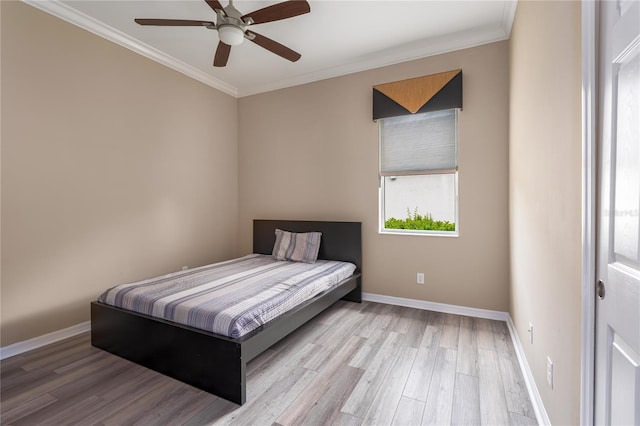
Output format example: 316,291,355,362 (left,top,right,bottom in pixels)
373,69,462,120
